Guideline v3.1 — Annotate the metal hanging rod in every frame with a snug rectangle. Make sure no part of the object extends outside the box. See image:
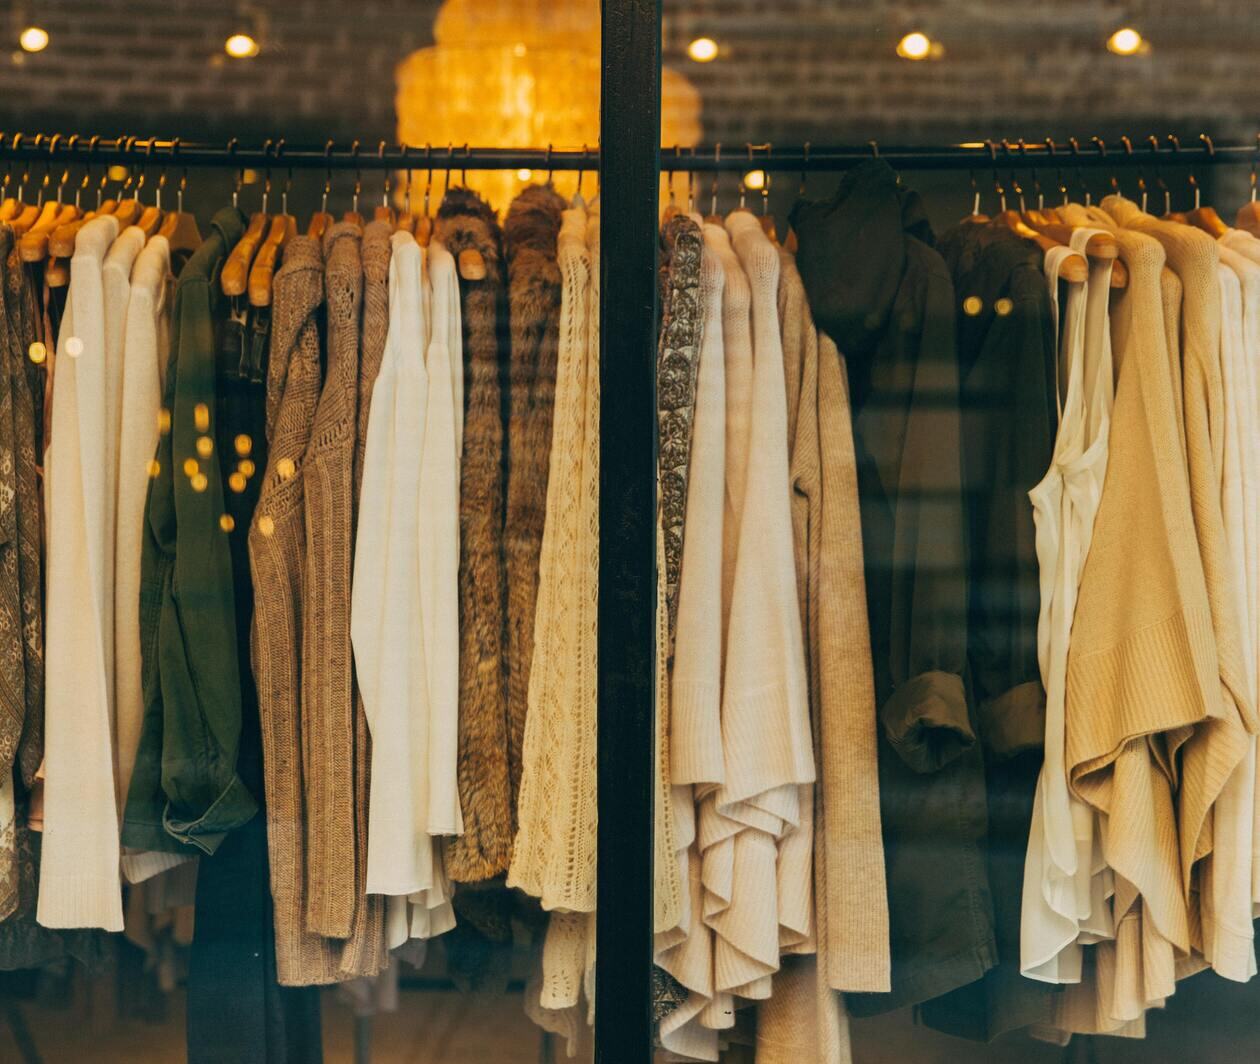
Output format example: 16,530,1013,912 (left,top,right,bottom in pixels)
667,134,1260,172
0,134,598,171
0,132,1255,173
